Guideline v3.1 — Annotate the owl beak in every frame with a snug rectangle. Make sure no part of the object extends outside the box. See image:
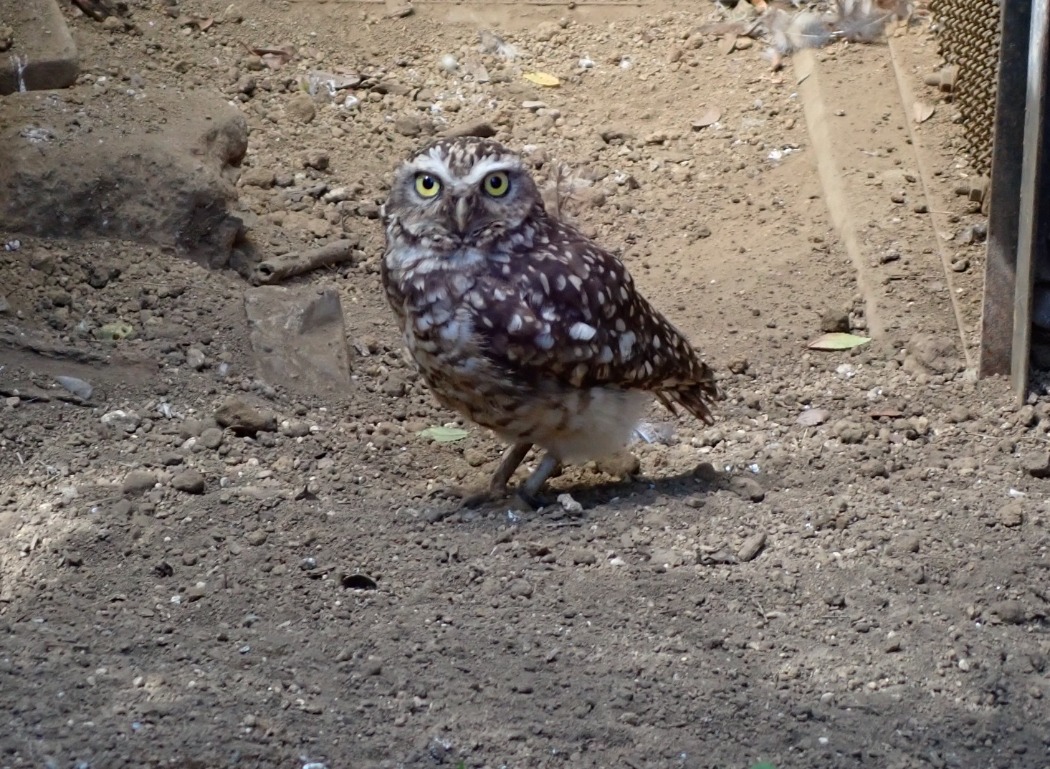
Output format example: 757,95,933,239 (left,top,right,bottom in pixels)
453,195,472,235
